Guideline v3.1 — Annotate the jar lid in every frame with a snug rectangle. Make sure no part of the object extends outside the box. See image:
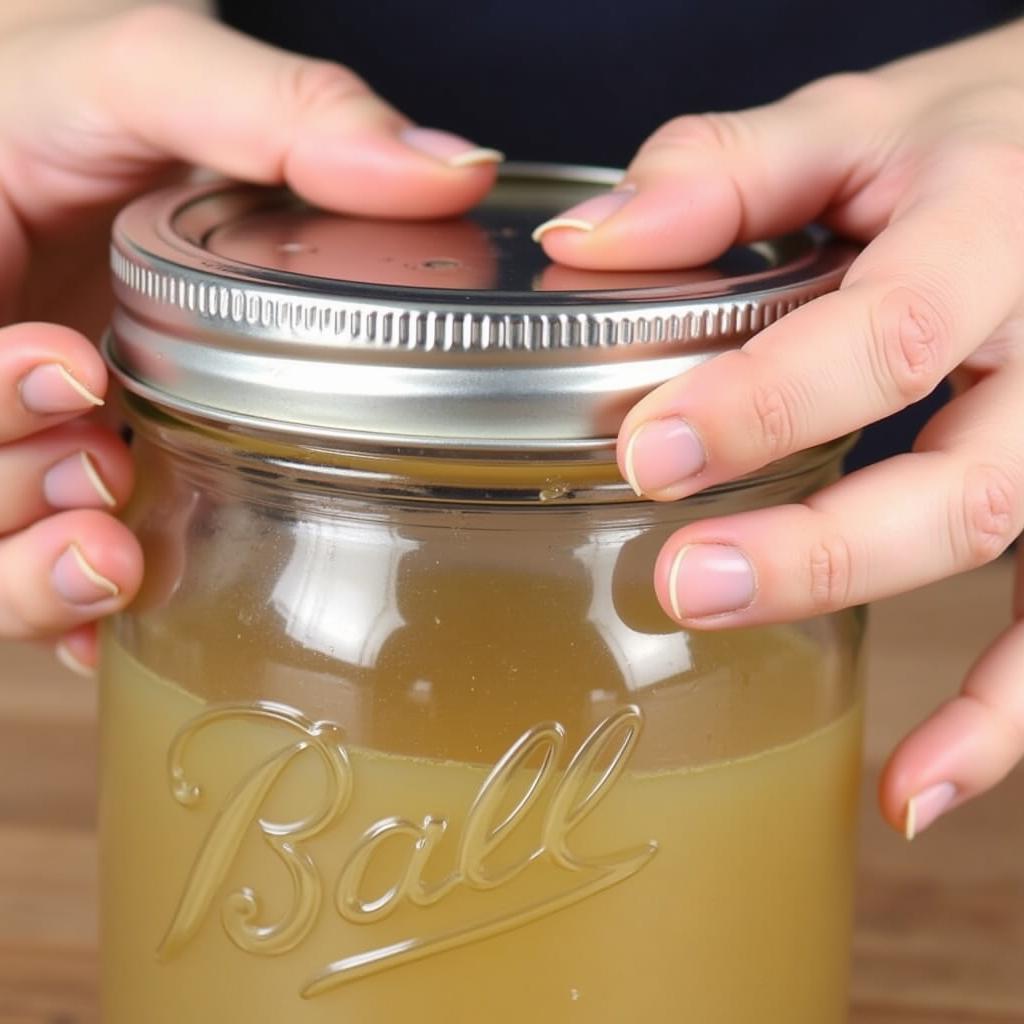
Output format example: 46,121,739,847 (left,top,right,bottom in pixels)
107,163,856,451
